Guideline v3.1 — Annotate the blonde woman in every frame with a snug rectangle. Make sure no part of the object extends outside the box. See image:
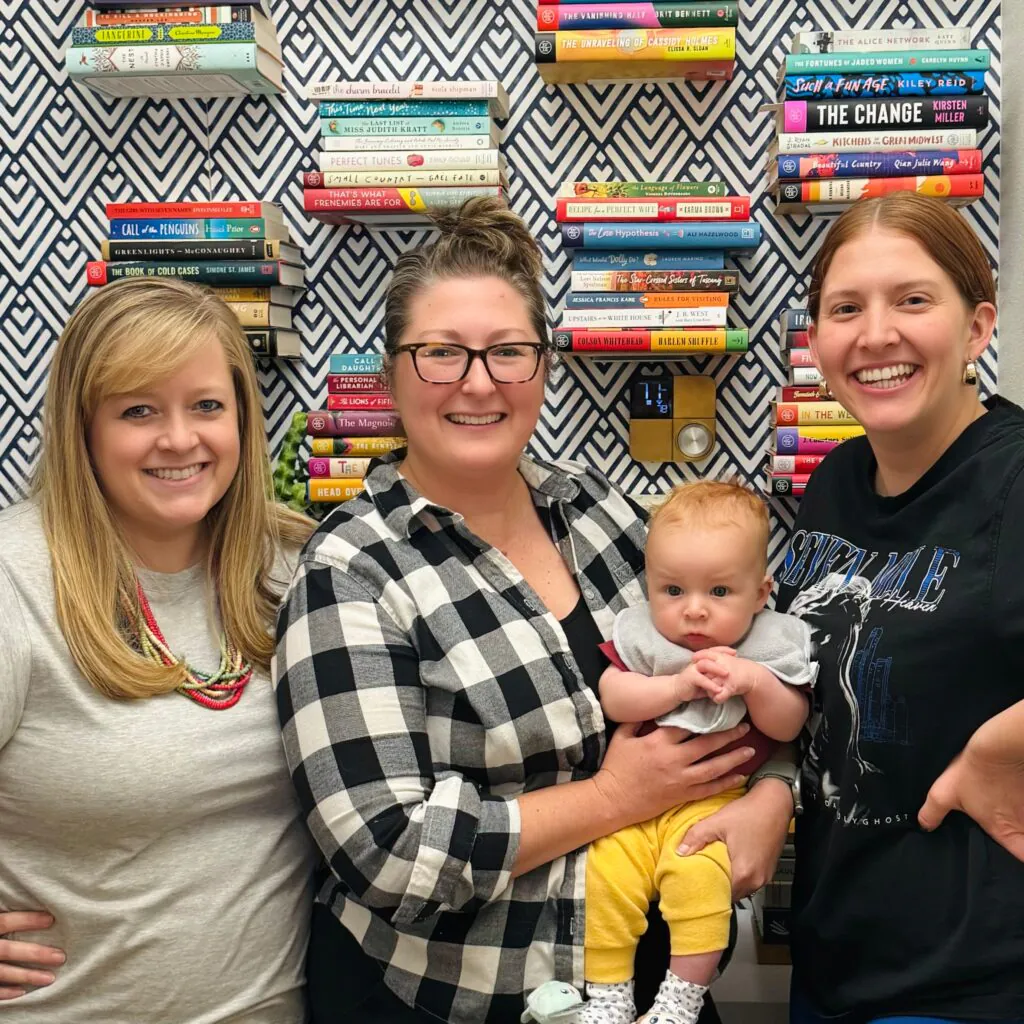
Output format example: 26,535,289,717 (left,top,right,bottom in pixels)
0,278,316,1021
